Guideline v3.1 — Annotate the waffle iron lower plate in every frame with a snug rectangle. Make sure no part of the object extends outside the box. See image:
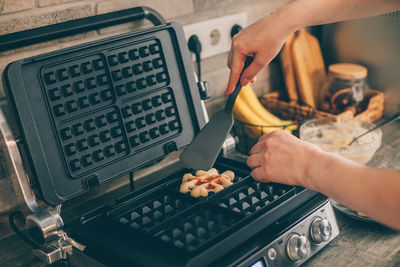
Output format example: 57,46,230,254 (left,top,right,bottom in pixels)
68,157,319,267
